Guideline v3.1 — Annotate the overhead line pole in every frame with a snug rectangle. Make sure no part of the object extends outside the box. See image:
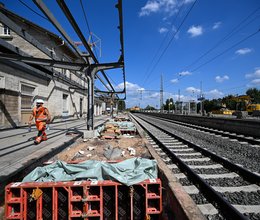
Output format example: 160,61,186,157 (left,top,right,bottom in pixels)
33,0,125,132
56,0,117,93
116,0,126,100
